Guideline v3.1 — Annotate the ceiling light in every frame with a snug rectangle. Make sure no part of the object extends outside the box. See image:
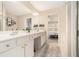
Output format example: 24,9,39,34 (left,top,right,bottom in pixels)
32,12,39,16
